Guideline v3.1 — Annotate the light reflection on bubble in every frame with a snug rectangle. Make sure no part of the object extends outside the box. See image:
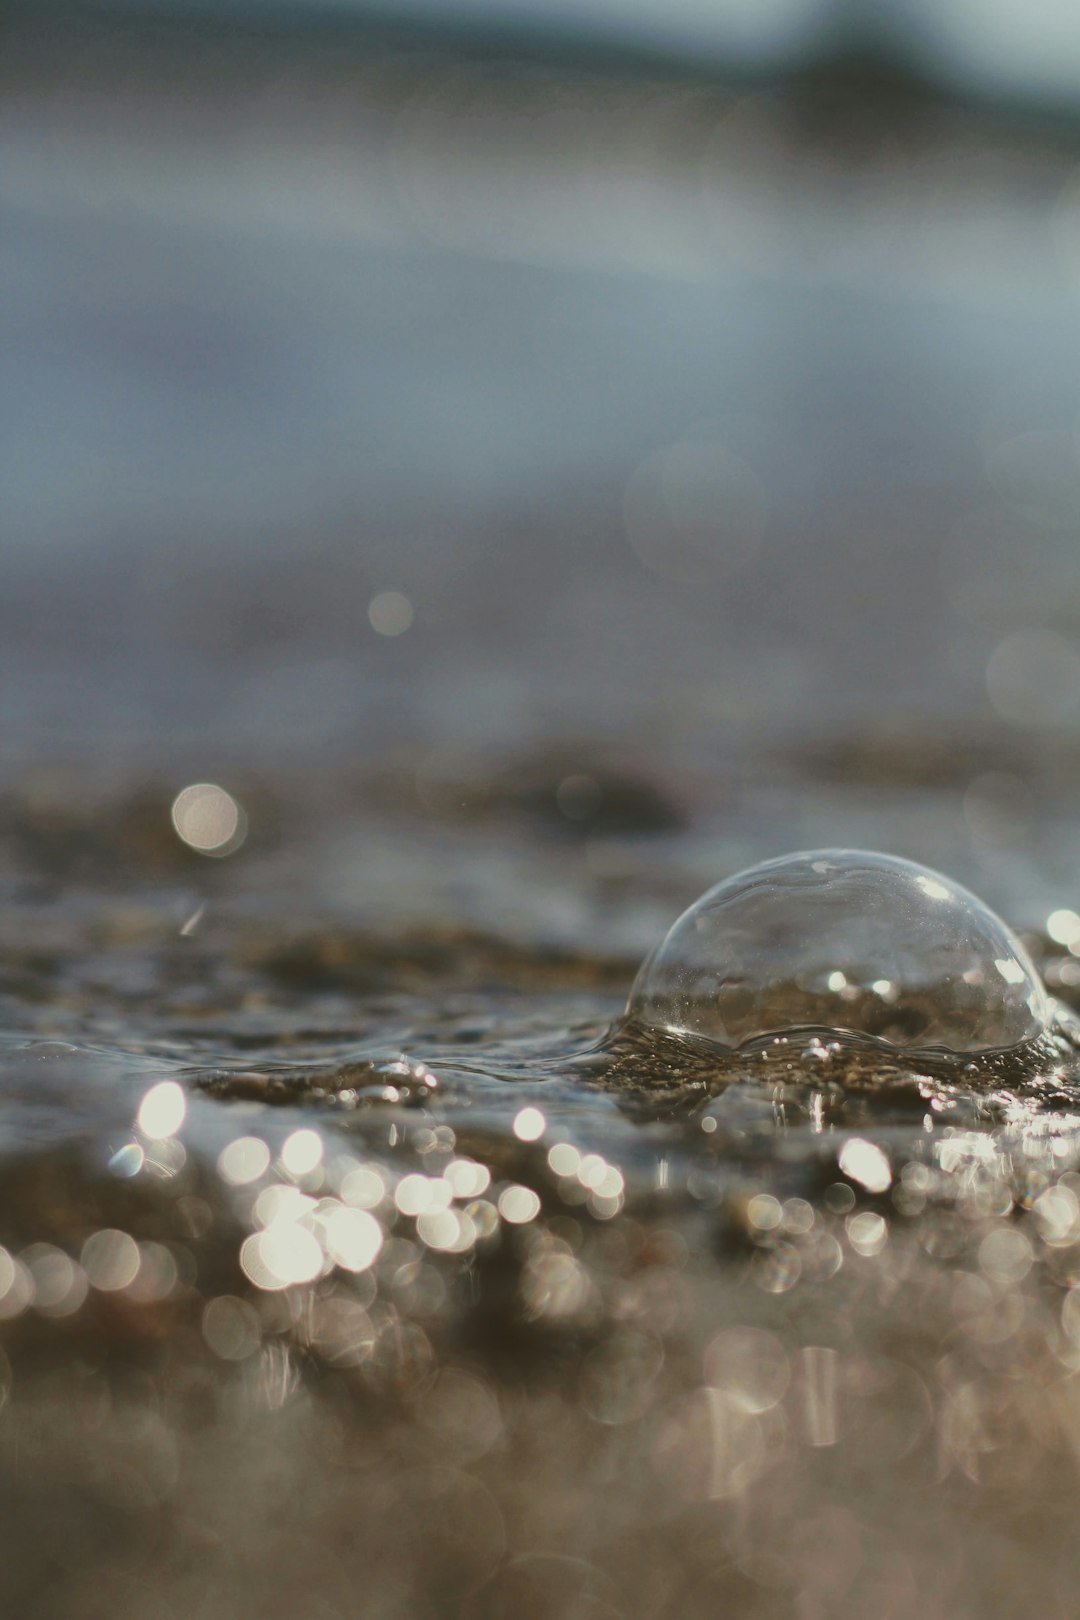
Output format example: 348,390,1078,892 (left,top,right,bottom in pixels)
1048,909,1080,948
202,1295,262,1361
522,1247,594,1321
782,1198,815,1235
249,1341,300,1411
307,1296,376,1369
108,1142,144,1178
417,1208,472,1253
1050,956,1080,990
319,1206,383,1273
125,1242,180,1304
0,1249,34,1320
136,1079,186,1140
512,1107,546,1142
443,1158,490,1199
808,1231,844,1280
240,1223,324,1291
22,1244,87,1318
340,1164,388,1209
652,1386,778,1504
281,1128,324,1177
392,1257,446,1318
838,1138,892,1194
547,1142,581,1178
396,1174,452,1218
978,1225,1033,1284
498,1185,541,1225
704,1327,789,1413
747,1193,783,1232
465,1199,499,1242
253,1185,317,1229
588,1189,624,1221
800,1345,840,1448
755,1241,802,1294
170,782,247,857
574,1153,604,1190
1034,1181,1080,1244
82,1228,141,1292
218,1135,272,1187
846,1210,888,1258
143,1135,187,1180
